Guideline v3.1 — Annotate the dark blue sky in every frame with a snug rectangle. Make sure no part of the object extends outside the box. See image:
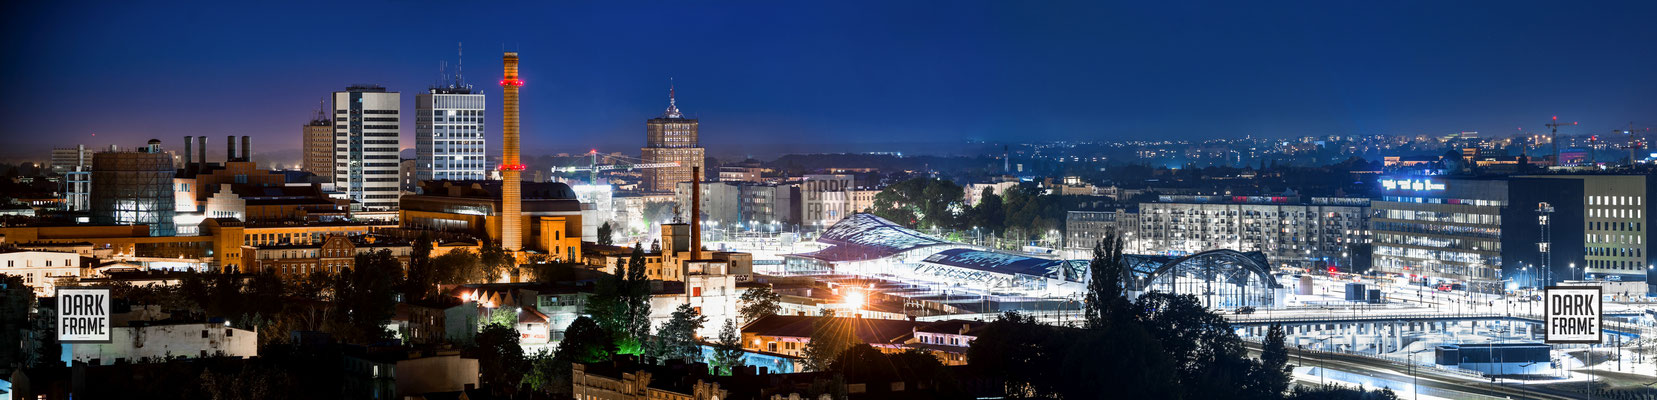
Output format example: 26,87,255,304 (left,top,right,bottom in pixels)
3,1,1654,161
